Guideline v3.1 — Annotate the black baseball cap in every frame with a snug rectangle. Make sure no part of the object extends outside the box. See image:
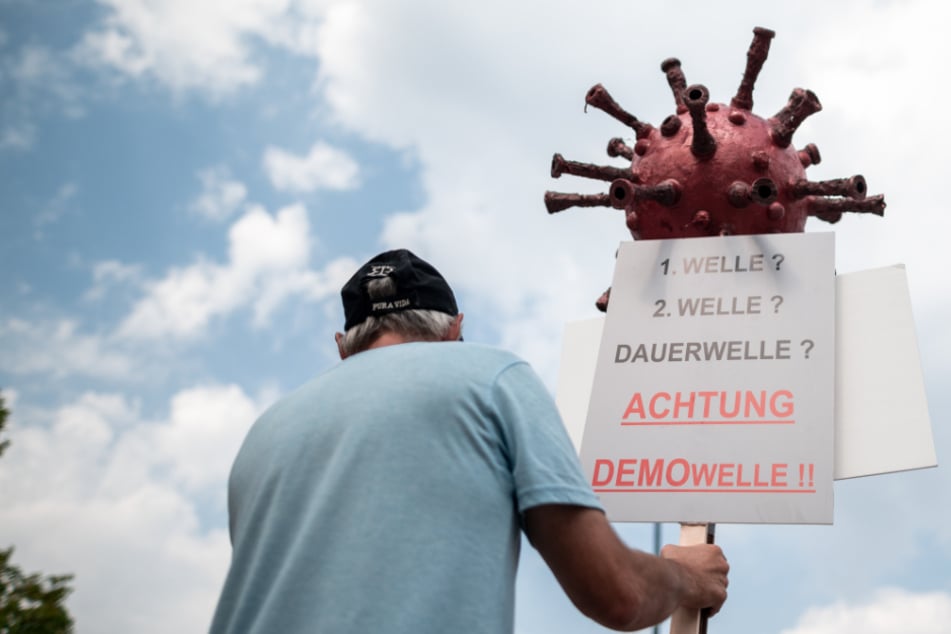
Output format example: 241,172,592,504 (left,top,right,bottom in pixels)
341,249,459,330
